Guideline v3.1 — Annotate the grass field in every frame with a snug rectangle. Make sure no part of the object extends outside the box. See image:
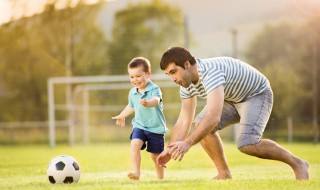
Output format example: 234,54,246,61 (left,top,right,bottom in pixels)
0,142,319,190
